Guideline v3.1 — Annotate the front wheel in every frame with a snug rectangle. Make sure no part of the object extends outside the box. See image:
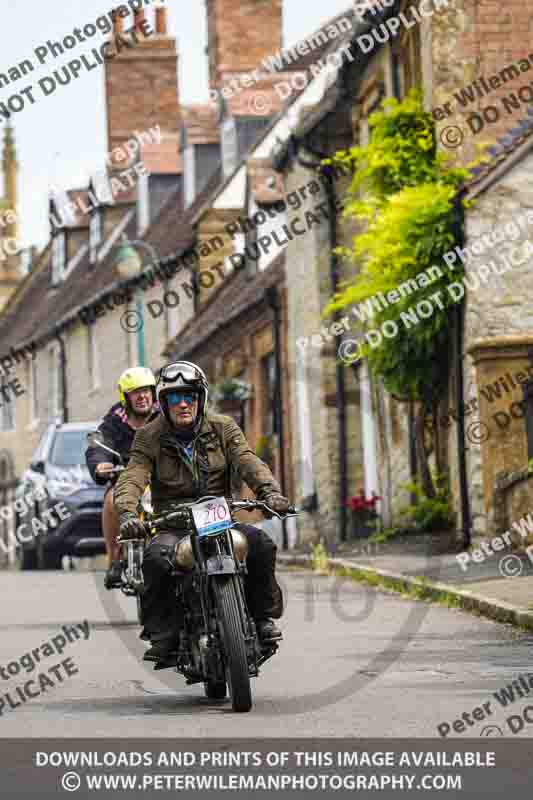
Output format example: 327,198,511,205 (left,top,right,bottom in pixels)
136,593,144,625
204,680,227,700
214,576,252,712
